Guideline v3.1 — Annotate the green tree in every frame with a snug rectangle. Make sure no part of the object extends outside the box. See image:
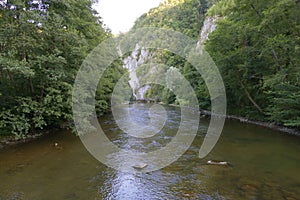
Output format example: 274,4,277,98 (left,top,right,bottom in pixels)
206,0,300,127
0,0,124,137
